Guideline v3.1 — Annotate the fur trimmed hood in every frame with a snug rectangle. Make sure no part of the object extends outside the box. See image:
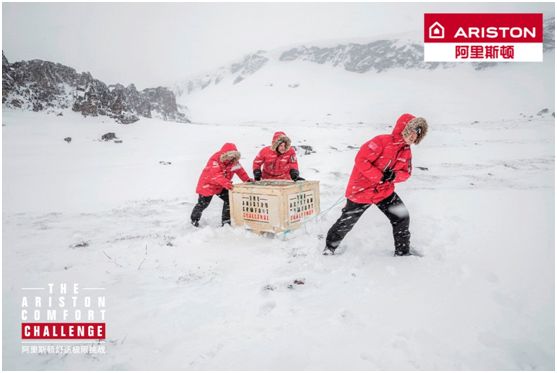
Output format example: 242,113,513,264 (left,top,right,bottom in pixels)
402,117,428,144
218,143,241,163
392,114,428,145
271,131,291,152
